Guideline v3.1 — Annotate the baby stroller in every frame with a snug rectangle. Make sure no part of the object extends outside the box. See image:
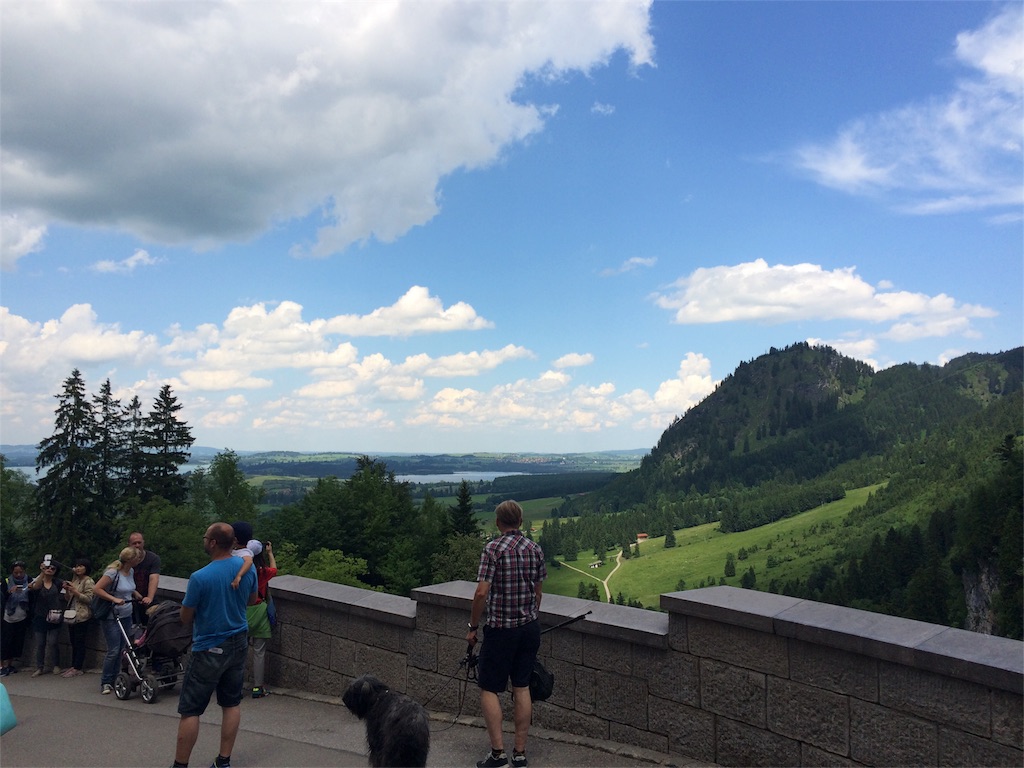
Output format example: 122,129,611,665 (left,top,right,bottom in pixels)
113,600,192,704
